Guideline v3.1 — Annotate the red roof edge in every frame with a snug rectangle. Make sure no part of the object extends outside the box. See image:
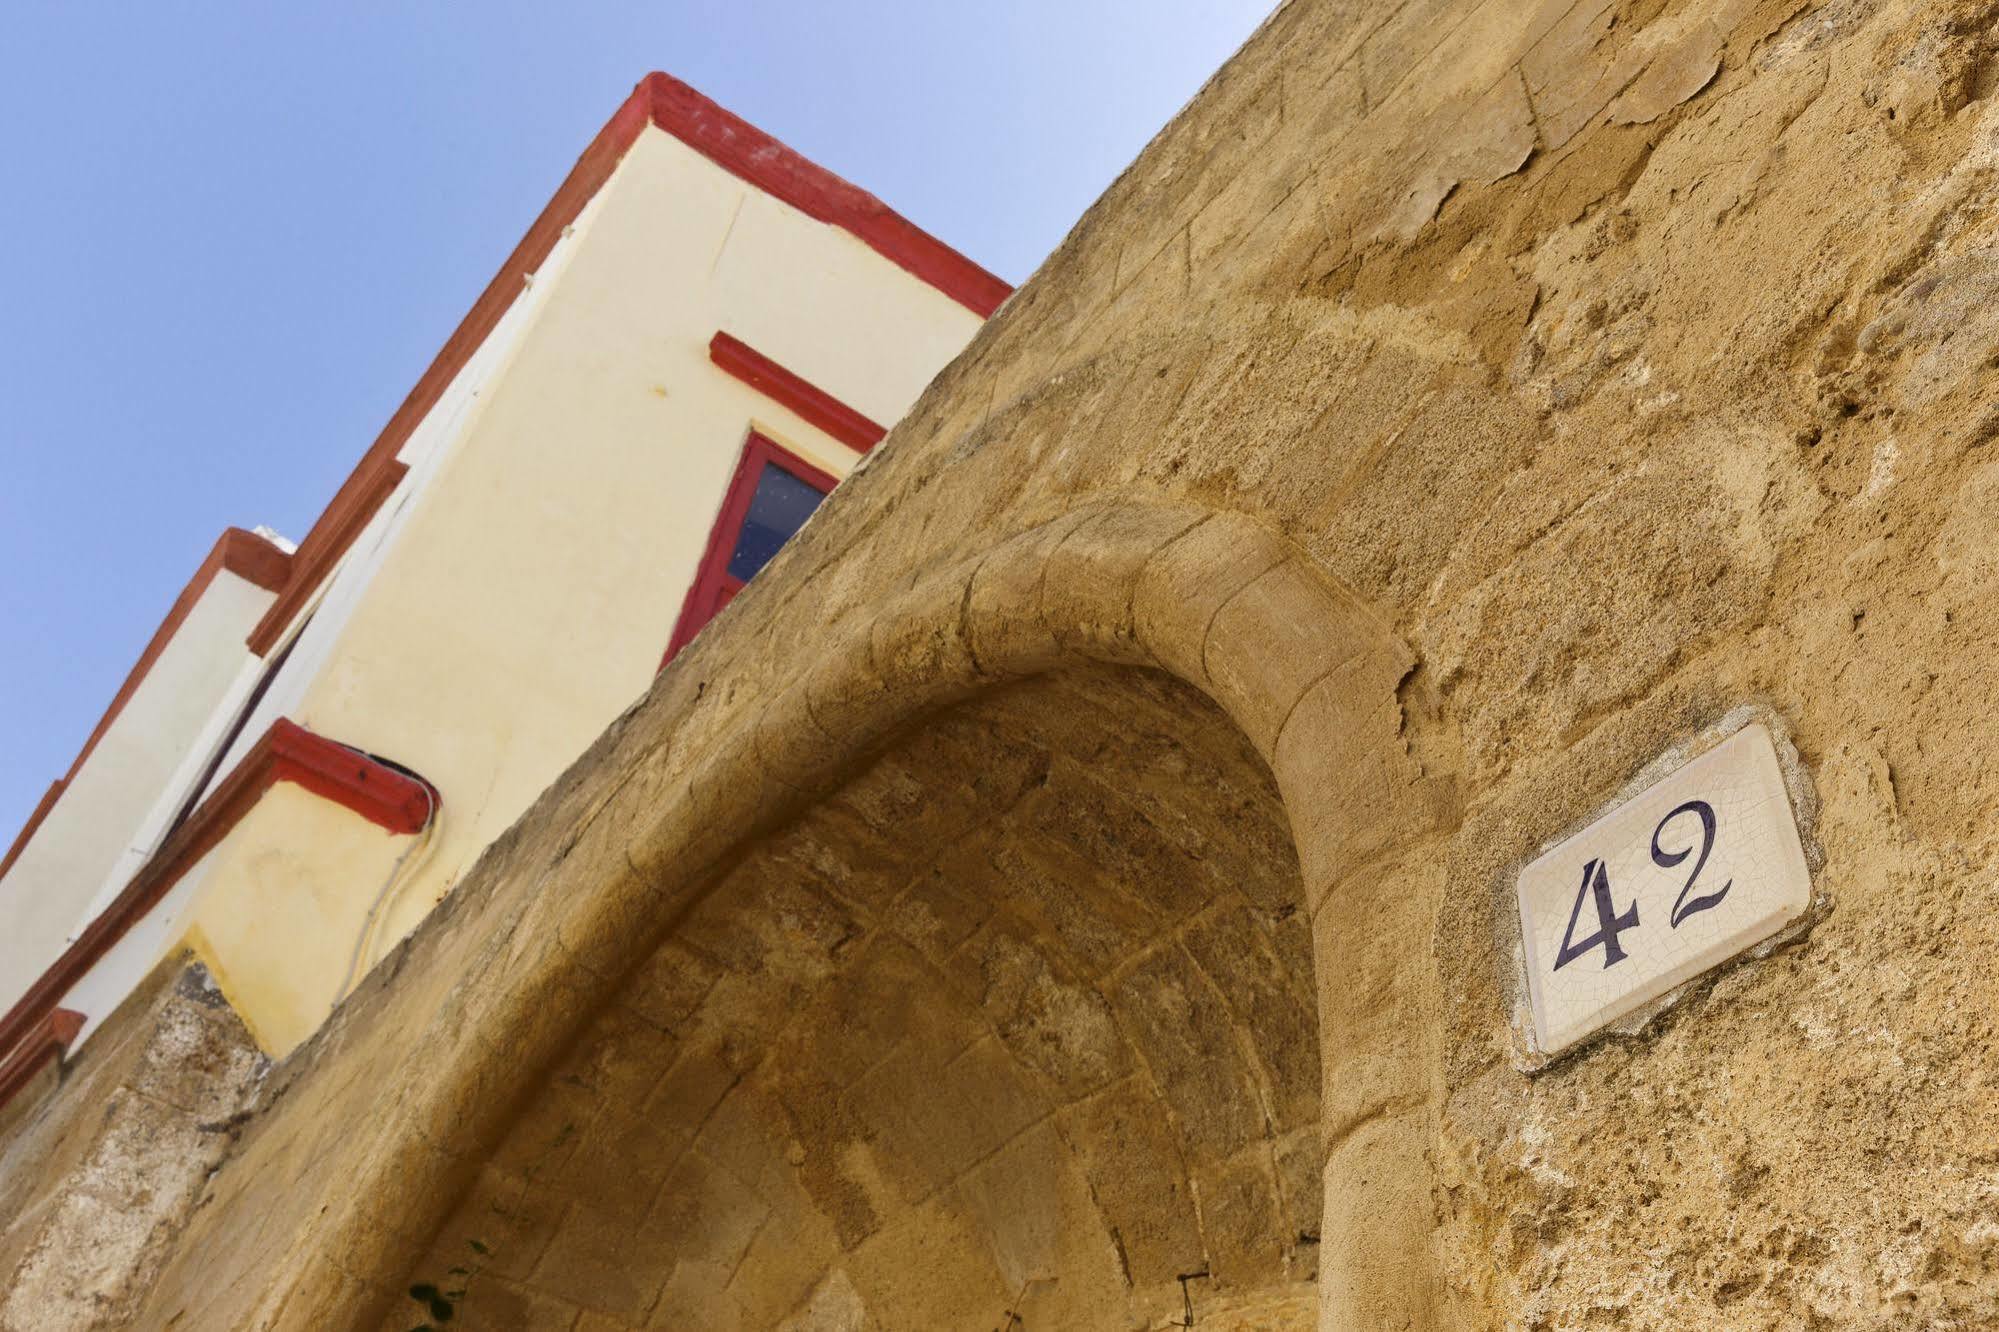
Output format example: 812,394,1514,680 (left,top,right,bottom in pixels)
244,72,1007,658
0,527,291,887
72,527,291,781
0,1007,86,1116
243,79,655,656
0,719,434,1071
643,73,1012,318
708,331,888,453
